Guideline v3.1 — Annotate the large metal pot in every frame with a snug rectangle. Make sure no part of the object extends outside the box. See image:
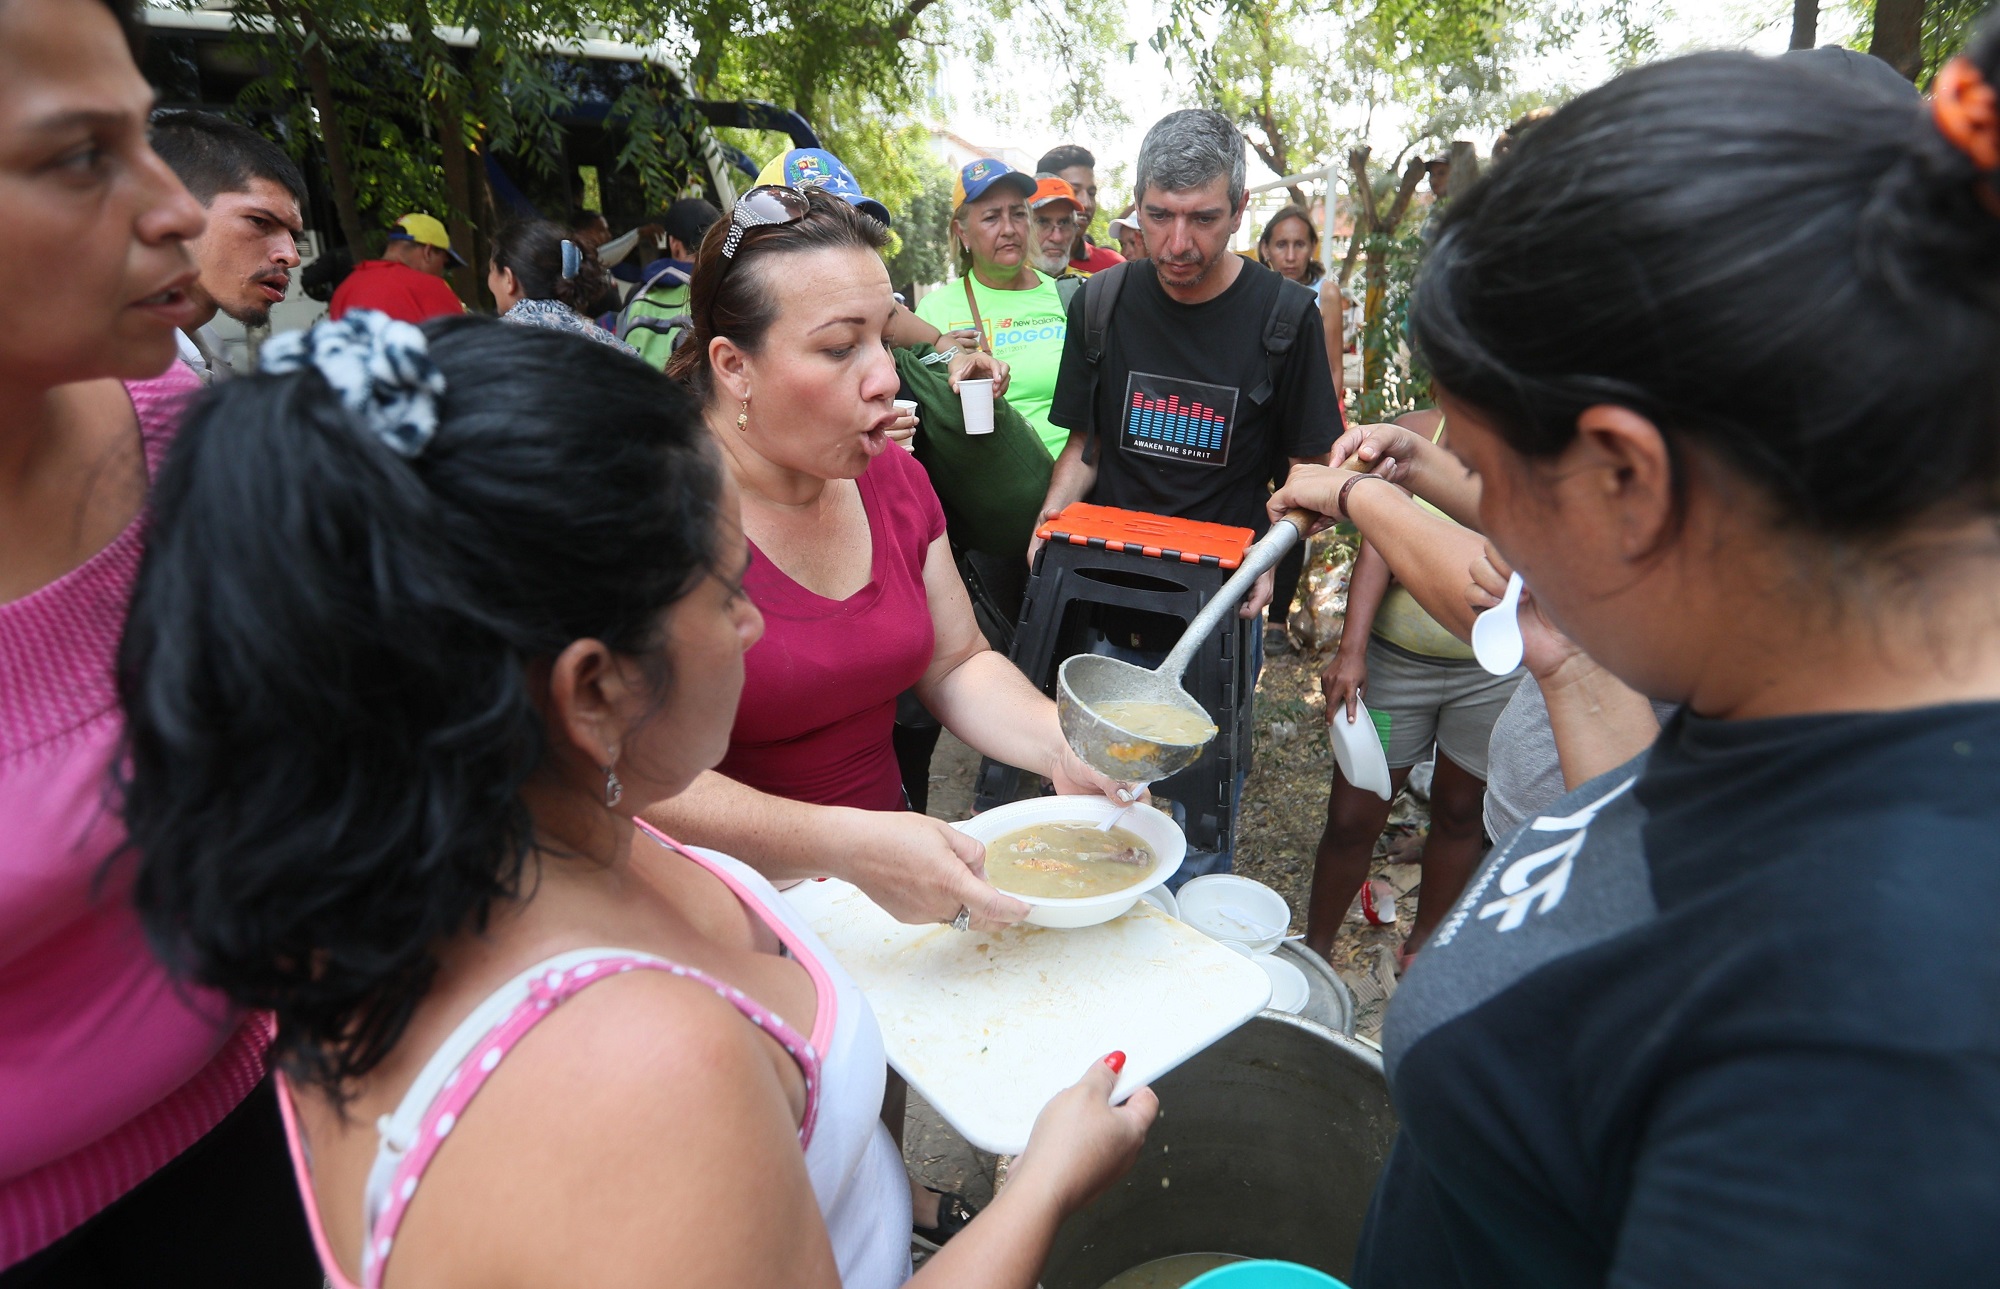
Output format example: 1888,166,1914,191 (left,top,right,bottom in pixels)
1041,1015,1397,1289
